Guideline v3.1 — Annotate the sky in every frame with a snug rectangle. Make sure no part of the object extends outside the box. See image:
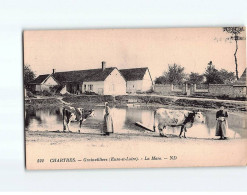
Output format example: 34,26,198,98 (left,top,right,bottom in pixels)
24,27,246,79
